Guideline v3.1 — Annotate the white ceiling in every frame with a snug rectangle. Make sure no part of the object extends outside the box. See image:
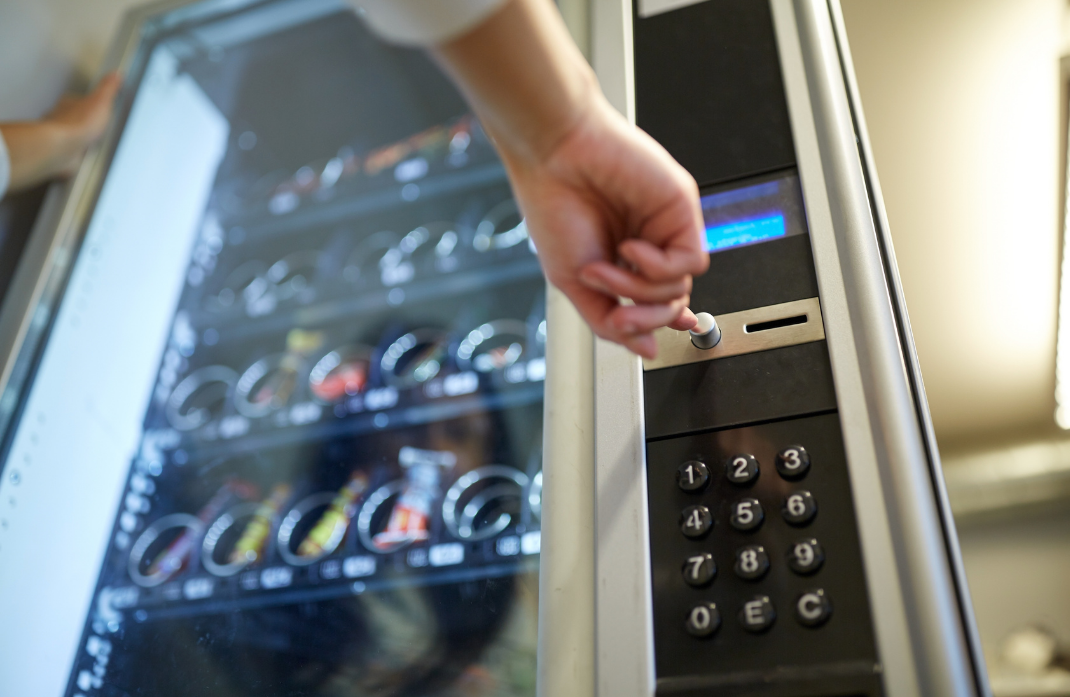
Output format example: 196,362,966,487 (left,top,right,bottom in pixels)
841,0,1070,451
